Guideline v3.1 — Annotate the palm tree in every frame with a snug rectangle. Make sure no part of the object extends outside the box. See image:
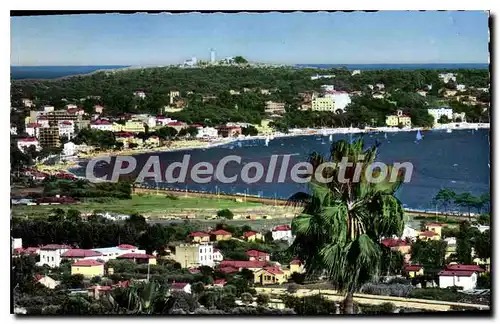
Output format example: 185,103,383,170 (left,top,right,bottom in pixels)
288,138,405,314
109,281,171,314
